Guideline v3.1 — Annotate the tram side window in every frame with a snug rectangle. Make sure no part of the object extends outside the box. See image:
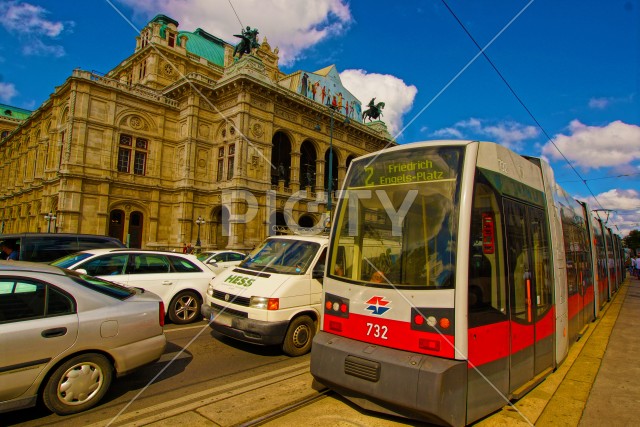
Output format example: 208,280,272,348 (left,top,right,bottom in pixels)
530,208,552,316
469,177,506,323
